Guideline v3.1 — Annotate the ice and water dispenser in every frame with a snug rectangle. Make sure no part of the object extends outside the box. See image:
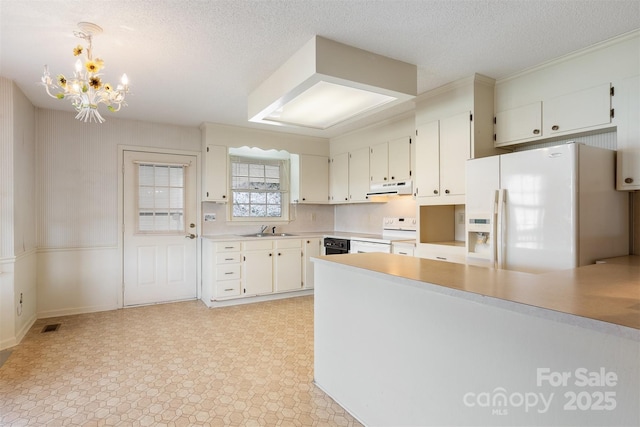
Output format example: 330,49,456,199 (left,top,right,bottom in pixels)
466,214,494,262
